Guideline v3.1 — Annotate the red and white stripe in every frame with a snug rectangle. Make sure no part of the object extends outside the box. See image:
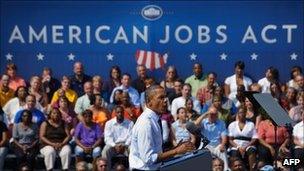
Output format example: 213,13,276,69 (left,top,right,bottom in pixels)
135,50,168,70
